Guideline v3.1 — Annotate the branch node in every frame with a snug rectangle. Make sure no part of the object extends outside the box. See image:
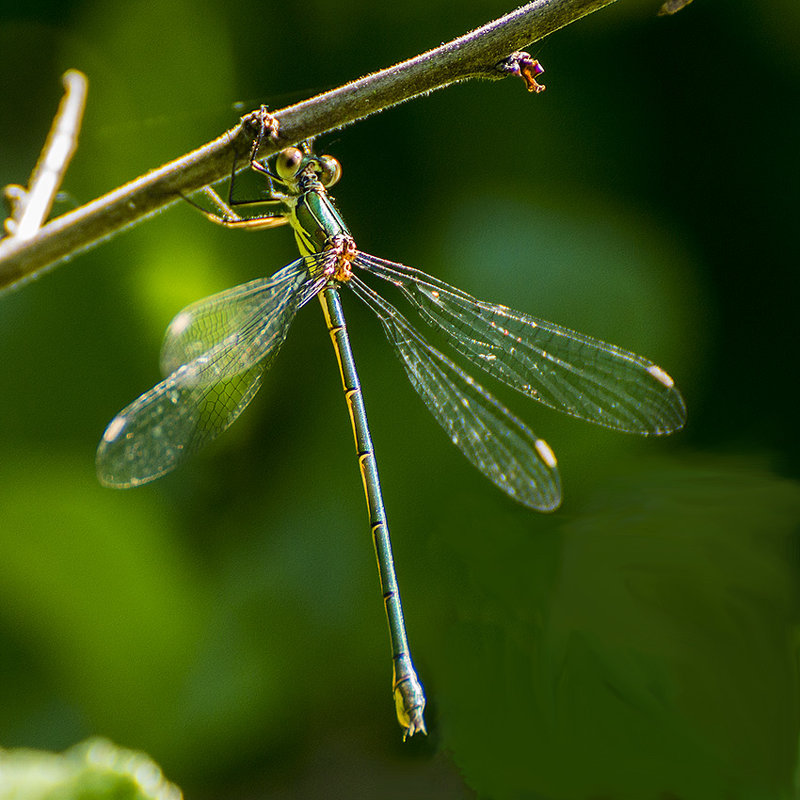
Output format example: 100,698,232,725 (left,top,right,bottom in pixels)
496,52,546,93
